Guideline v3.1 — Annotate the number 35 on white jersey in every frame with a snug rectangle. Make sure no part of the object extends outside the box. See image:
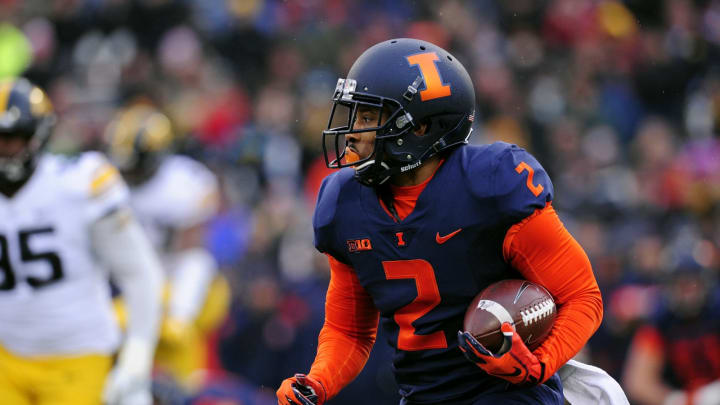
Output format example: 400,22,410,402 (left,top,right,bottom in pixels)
0,152,129,357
